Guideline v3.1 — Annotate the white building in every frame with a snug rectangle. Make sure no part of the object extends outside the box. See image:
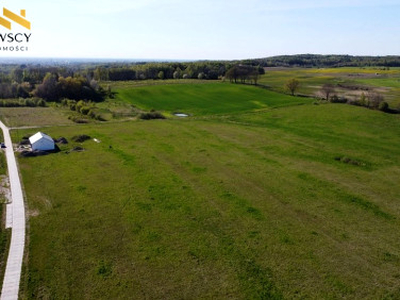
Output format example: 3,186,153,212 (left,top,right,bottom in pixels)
29,132,55,151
